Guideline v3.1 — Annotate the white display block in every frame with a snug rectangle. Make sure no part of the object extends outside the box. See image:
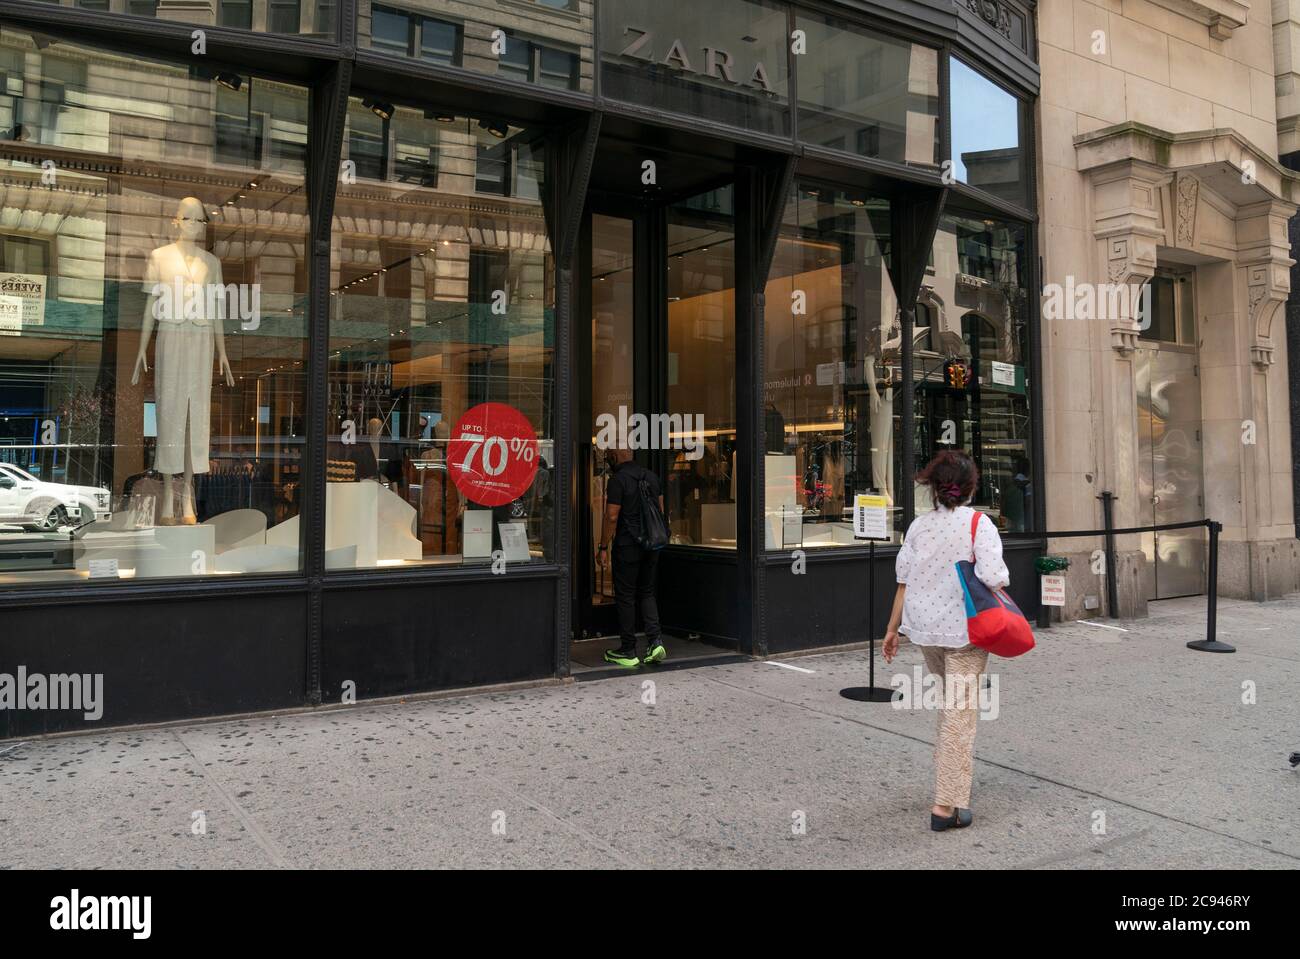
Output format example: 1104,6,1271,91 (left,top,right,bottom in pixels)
375,484,422,562
325,482,378,568
75,528,152,572
203,508,267,552
215,544,297,574
764,454,798,549
134,524,216,578
267,482,381,568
